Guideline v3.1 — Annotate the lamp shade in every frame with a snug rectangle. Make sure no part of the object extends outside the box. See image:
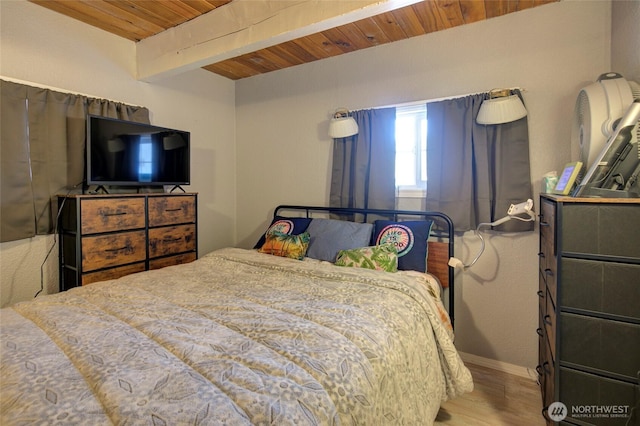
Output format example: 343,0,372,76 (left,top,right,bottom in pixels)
329,108,358,138
476,94,527,125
